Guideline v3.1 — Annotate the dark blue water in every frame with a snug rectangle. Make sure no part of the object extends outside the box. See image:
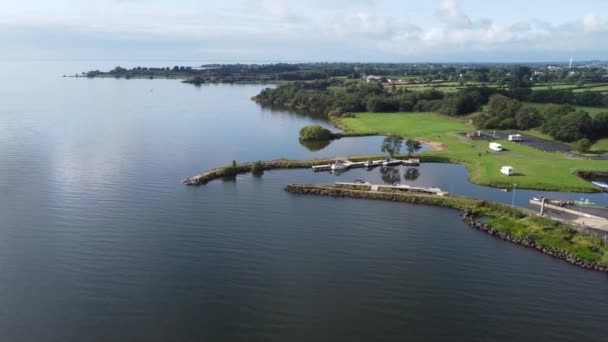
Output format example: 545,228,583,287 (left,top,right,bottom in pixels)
1,61,607,342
